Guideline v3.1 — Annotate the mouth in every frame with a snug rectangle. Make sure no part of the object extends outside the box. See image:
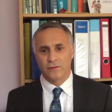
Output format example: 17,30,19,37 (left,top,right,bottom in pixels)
47,66,60,70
